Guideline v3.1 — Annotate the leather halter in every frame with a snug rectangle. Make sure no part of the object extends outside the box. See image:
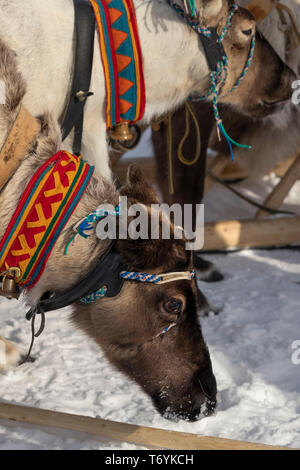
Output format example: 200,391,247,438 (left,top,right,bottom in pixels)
26,243,126,318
